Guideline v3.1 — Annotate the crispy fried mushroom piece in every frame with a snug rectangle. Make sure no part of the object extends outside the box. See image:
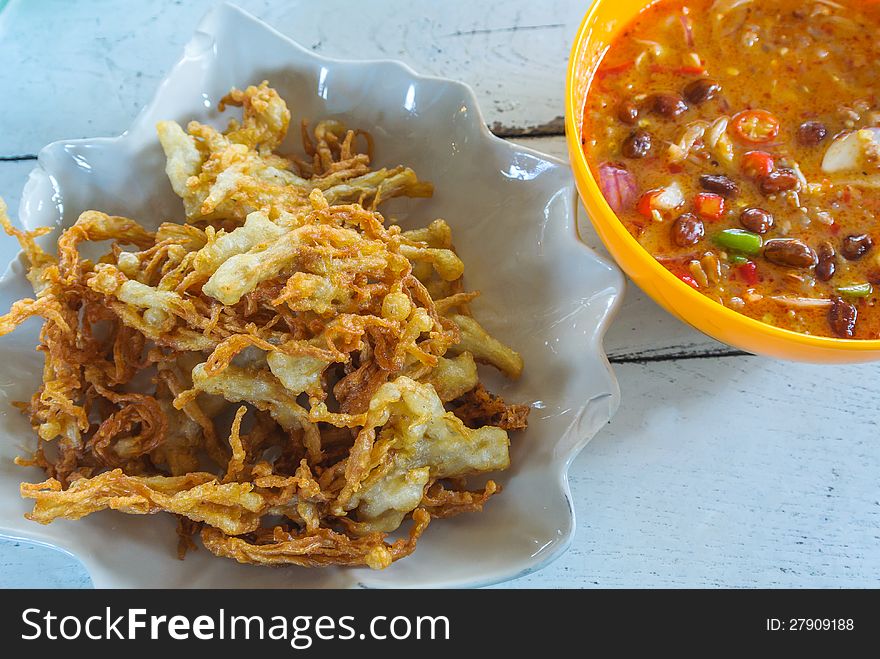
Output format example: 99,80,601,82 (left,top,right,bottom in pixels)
447,313,524,379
